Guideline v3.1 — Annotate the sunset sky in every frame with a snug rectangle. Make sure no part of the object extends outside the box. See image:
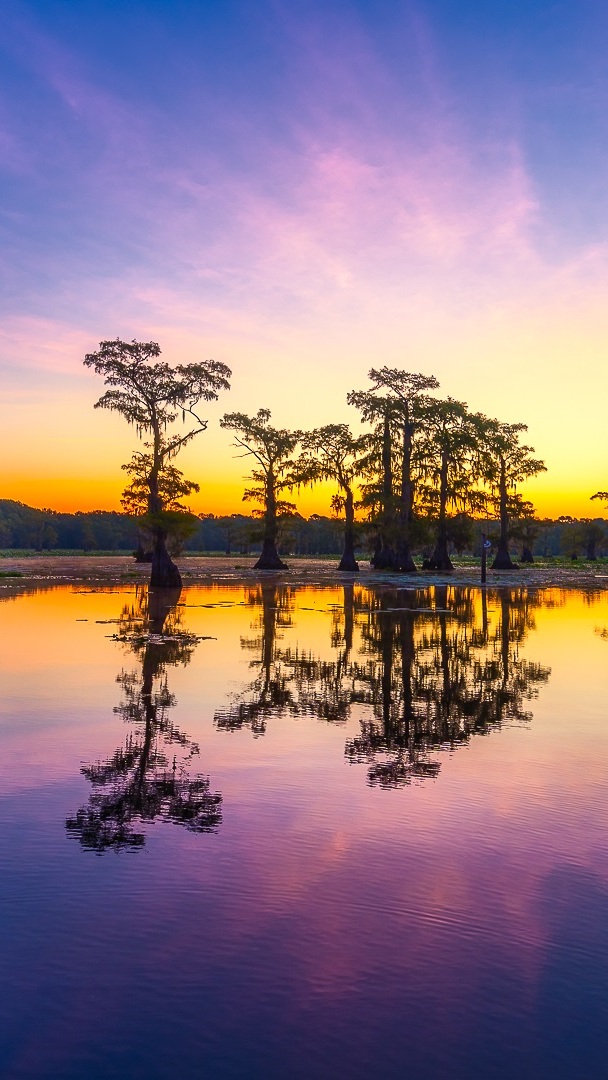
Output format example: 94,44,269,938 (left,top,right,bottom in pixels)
1,0,607,518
